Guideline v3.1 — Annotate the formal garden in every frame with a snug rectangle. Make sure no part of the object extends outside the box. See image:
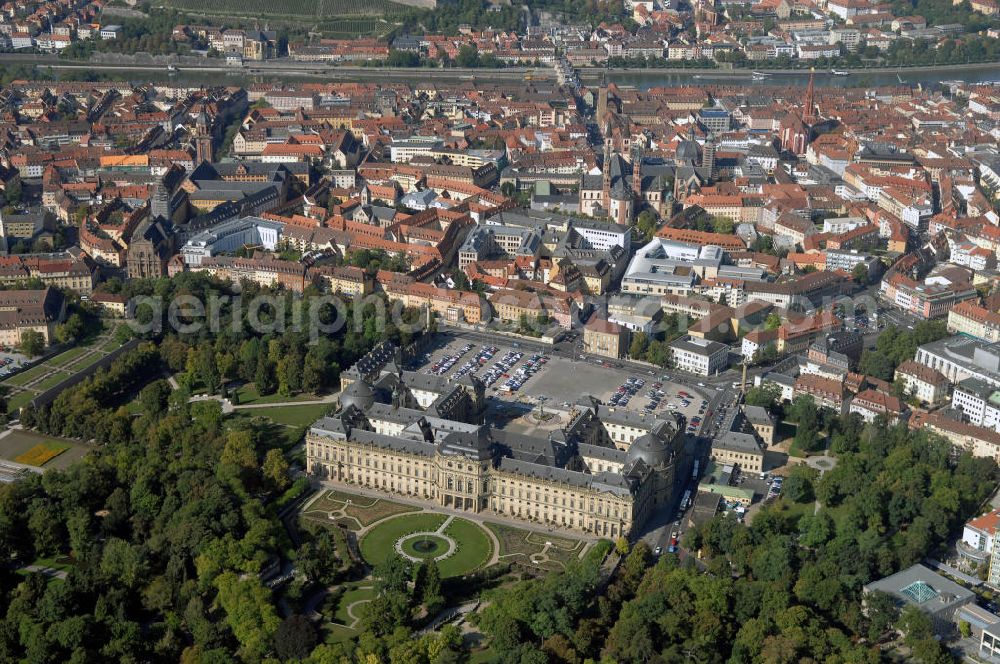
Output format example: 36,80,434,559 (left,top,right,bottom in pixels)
299,489,420,530
485,521,589,571
300,488,593,580
359,513,494,578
